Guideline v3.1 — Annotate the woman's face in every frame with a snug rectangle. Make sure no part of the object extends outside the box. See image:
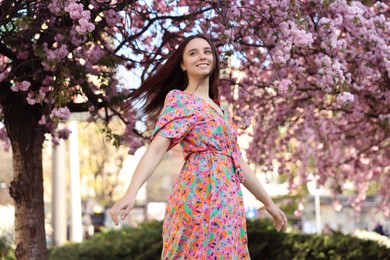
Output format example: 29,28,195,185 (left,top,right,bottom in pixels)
181,37,215,80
